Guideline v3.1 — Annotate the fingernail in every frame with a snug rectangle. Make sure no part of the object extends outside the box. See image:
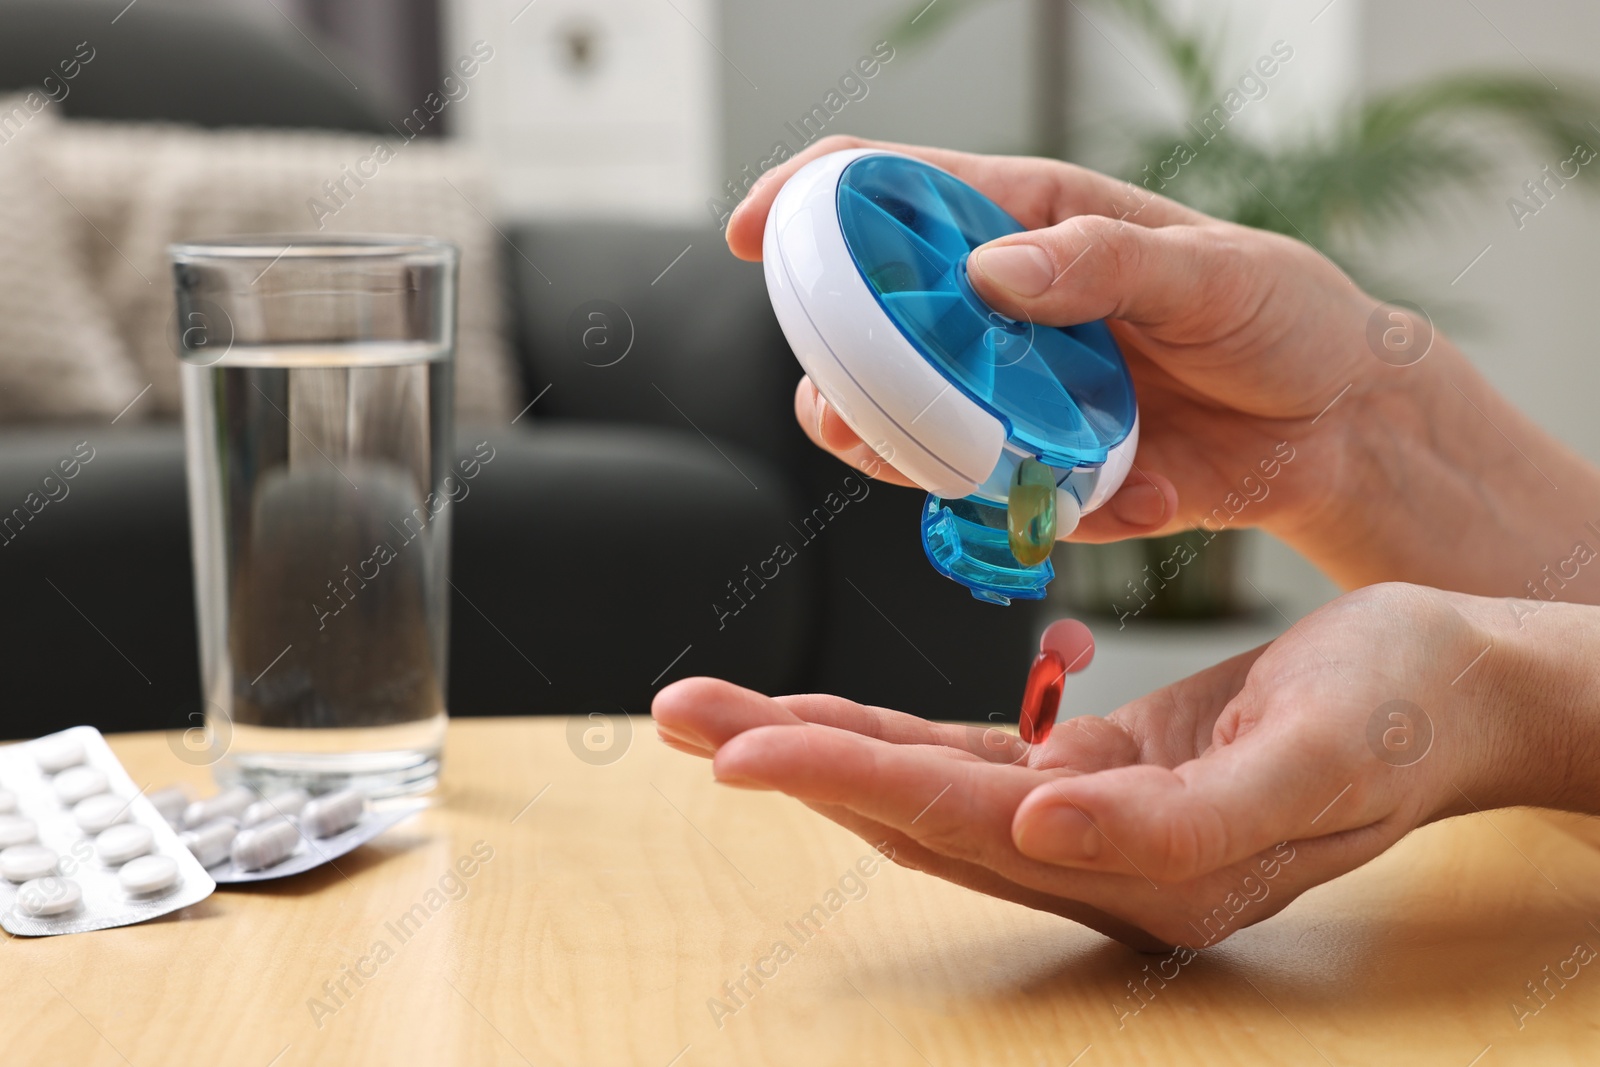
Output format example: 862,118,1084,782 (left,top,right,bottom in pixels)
712,769,772,791
1016,803,1102,864
973,244,1055,298
743,170,772,202
656,723,711,753
818,400,864,452
1110,482,1168,527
